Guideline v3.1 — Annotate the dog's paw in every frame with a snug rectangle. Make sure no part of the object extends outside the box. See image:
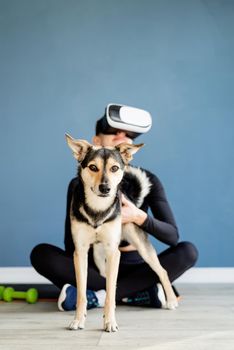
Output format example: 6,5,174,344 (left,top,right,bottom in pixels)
103,317,119,332
68,318,85,330
164,298,179,310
